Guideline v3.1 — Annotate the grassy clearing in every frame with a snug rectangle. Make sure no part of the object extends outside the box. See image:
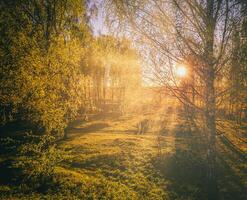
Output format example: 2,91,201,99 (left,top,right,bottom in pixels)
0,110,246,199
57,115,169,200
